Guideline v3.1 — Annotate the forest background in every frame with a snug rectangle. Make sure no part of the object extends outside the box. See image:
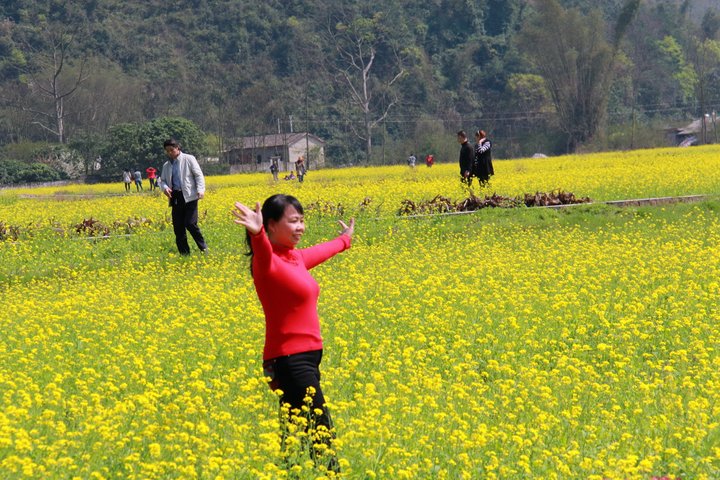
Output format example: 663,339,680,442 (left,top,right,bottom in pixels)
0,0,719,182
